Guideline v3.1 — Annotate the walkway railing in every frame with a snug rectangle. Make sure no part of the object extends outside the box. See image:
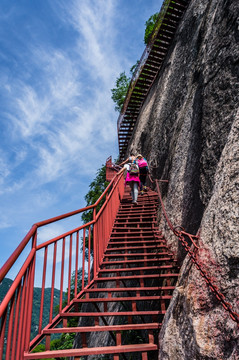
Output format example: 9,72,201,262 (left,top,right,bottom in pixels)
0,170,124,359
